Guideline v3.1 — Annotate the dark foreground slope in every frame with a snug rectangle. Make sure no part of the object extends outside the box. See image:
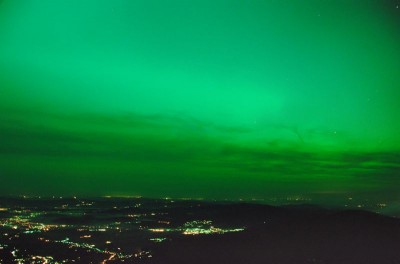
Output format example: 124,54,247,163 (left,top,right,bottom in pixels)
151,209,400,264
0,198,399,263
